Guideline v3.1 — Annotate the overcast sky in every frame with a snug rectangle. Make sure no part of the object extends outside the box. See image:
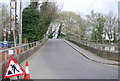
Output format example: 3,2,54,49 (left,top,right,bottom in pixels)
58,0,119,16
1,0,119,17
